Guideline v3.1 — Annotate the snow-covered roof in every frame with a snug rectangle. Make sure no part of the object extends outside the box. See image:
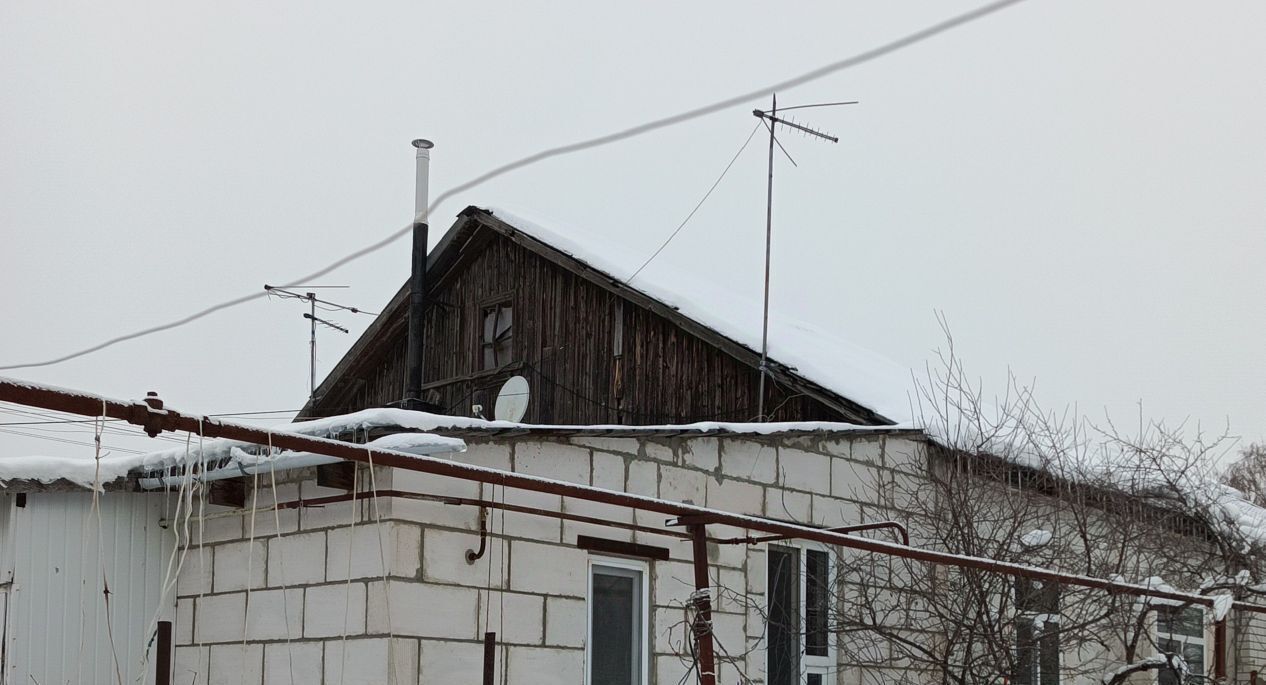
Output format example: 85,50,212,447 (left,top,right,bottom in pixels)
0,408,466,491
0,404,911,492
483,206,917,424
